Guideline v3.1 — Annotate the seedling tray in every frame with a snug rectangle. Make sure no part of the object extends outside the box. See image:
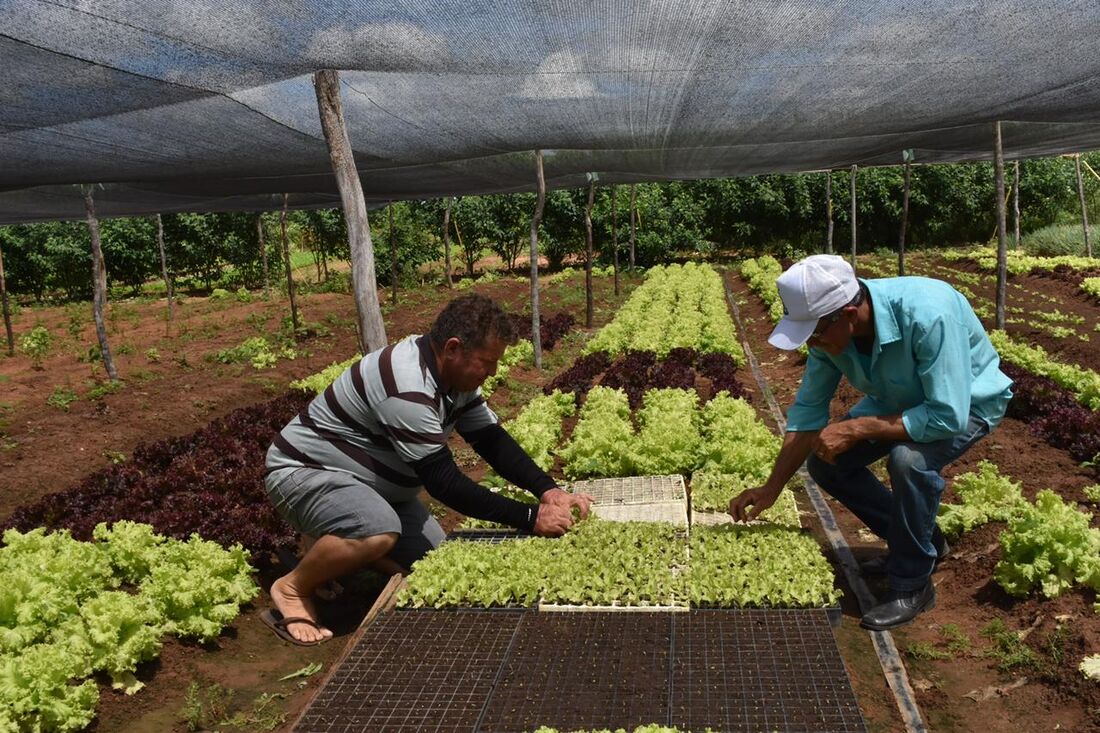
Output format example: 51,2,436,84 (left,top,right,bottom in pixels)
293,608,526,732
446,529,534,543
592,500,688,527
568,474,686,504
478,612,674,732
297,608,865,732
669,609,865,731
